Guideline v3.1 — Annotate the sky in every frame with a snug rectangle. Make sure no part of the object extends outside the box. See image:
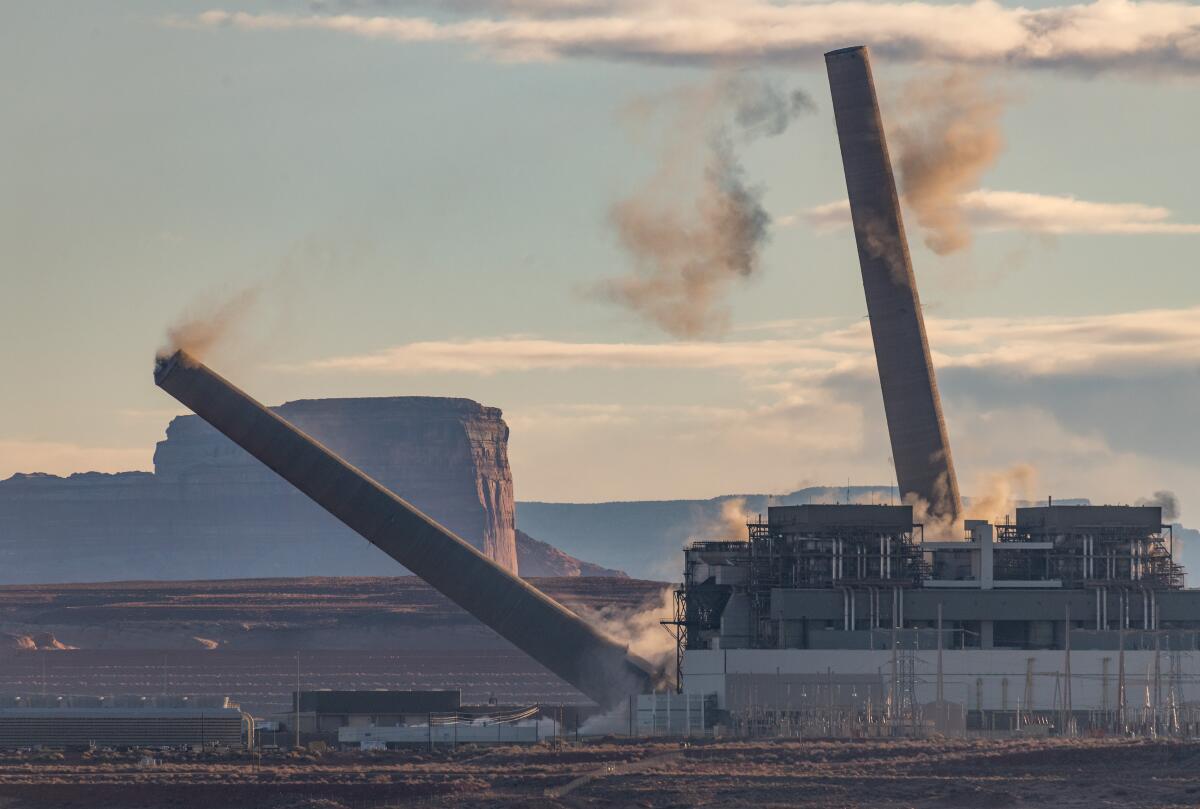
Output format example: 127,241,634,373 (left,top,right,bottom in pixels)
2,1,1200,514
